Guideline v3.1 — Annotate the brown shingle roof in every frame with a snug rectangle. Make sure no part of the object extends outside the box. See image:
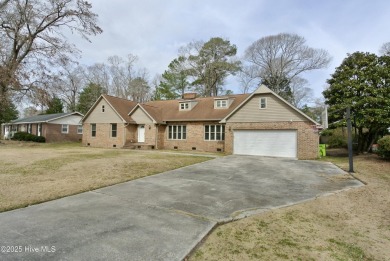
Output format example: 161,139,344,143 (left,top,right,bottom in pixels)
102,94,138,122
142,94,250,123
